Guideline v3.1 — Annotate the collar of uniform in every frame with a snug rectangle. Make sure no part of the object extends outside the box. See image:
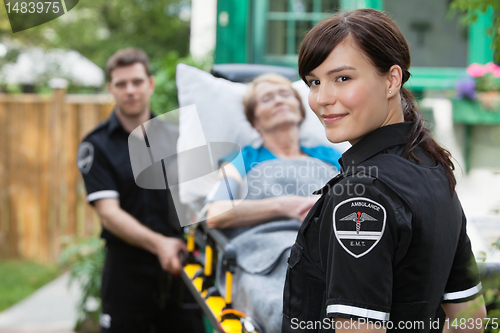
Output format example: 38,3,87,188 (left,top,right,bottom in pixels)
339,121,414,171
312,172,344,195
107,110,122,135
107,109,155,136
